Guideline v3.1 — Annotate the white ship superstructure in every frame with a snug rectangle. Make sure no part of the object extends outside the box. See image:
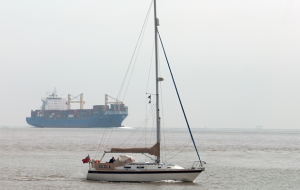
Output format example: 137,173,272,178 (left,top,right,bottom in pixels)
41,88,68,110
